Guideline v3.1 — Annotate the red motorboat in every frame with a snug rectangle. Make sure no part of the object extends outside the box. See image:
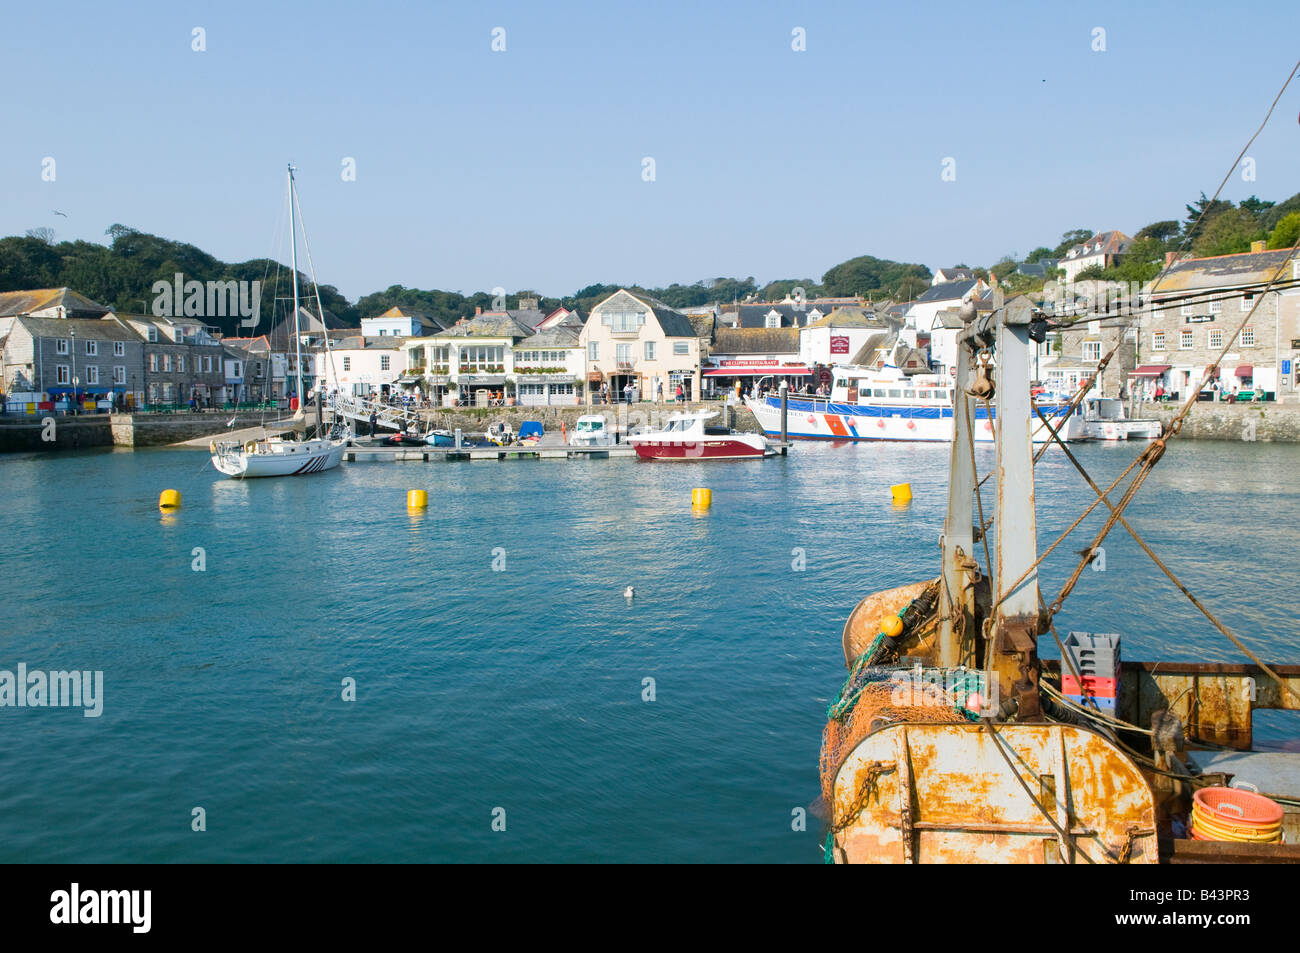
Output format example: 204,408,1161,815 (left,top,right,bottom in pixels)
627,409,772,461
